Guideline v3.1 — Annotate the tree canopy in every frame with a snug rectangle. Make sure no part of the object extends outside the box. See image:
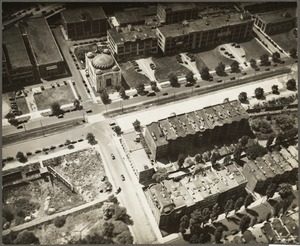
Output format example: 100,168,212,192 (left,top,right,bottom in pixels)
168,72,178,87
238,92,247,103
254,87,264,99
200,67,210,80
245,142,267,160
152,168,168,182
51,101,62,116
260,53,269,65
286,78,297,90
